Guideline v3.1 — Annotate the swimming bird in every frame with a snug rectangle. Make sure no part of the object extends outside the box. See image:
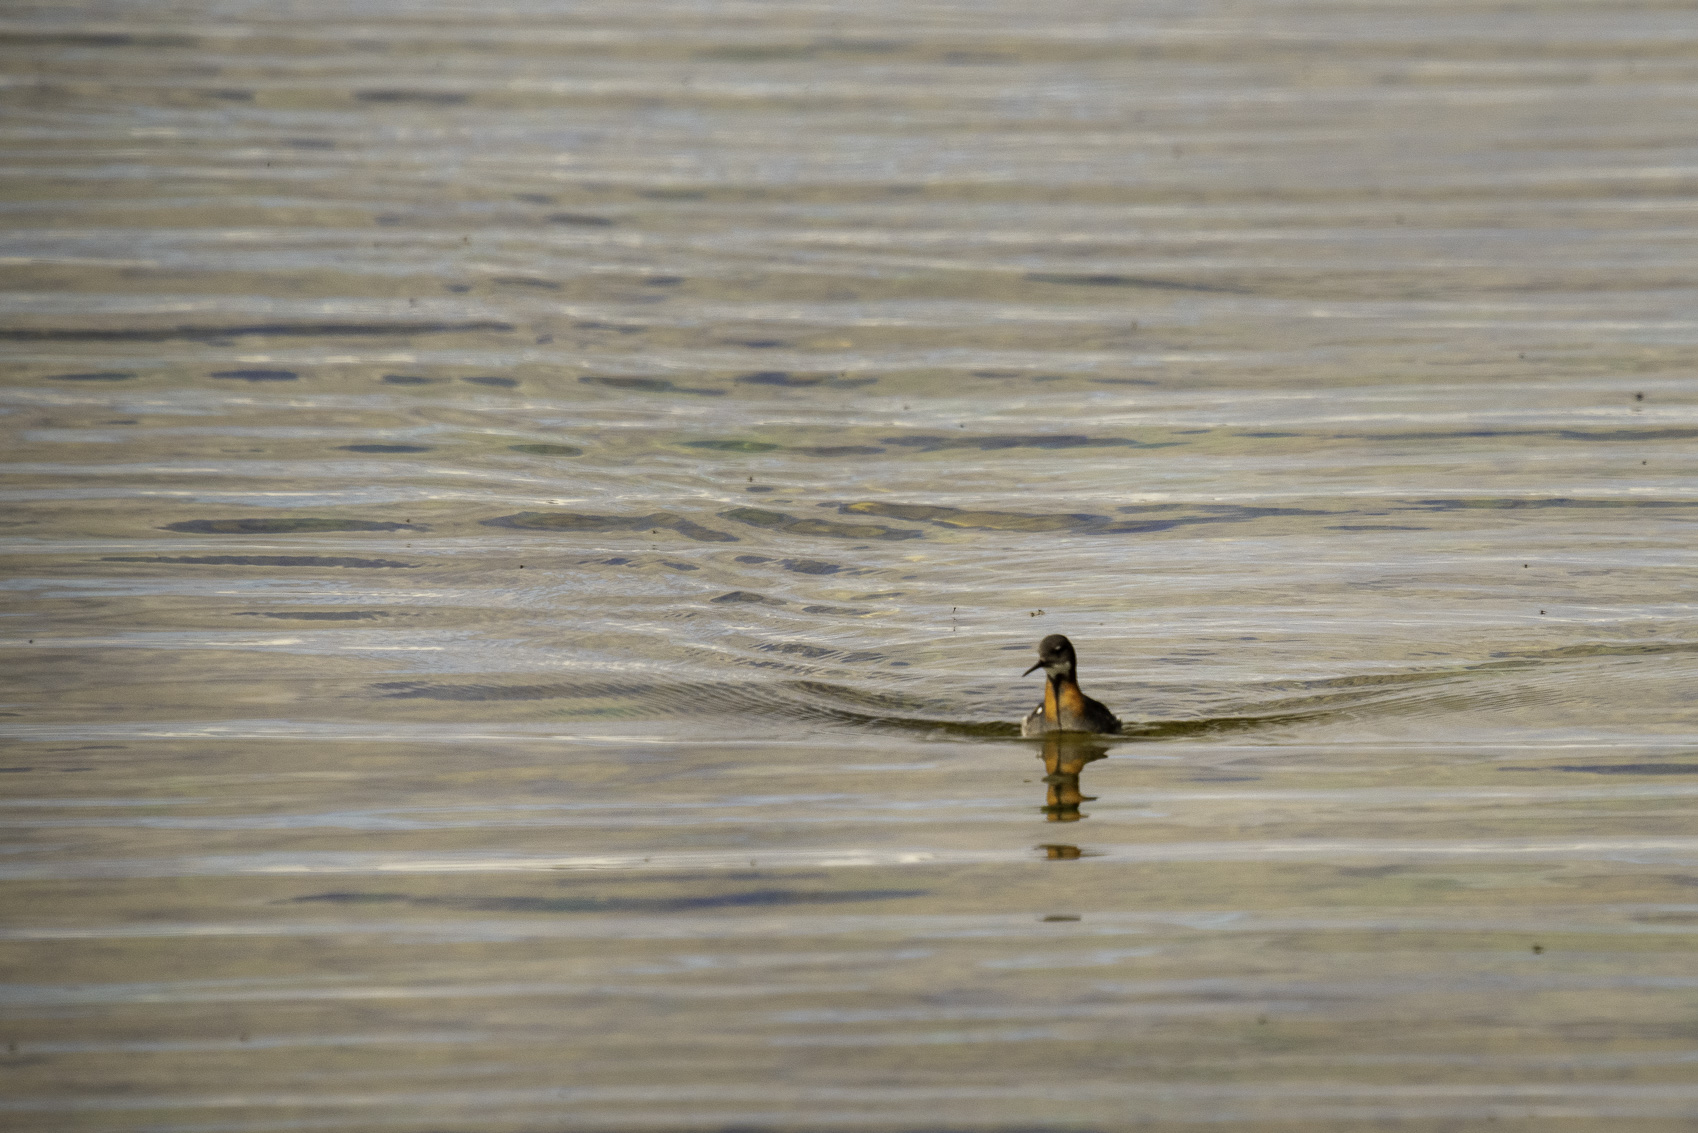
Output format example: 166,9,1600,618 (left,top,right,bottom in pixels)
1020,634,1121,736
